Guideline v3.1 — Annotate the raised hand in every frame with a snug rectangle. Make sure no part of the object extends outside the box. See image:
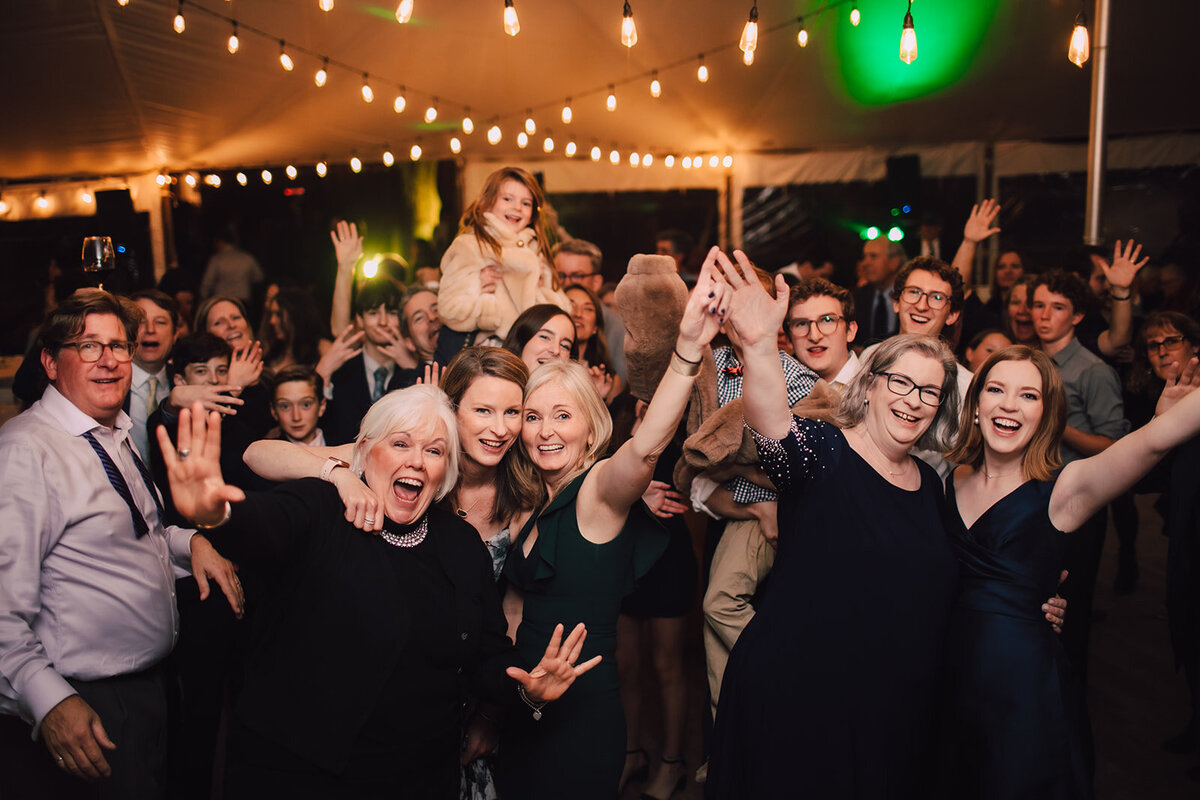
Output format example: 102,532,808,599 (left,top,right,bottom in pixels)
156,404,245,526
1102,239,1149,293
316,325,365,384
168,384,244,416
722,248,788,351
1156,356,1200,416
507,622,602,704
963,199,1002,243
331,220,364,270
642,480,689,518
677,246,731,359
416,361,443,387
376,326,419,369
227,341,263,389
586,364,614,400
